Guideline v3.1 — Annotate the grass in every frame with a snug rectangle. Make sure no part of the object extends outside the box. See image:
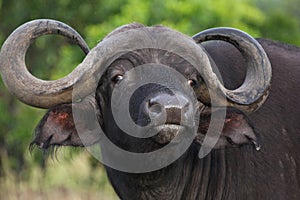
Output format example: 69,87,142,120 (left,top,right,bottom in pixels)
0,149,119,200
